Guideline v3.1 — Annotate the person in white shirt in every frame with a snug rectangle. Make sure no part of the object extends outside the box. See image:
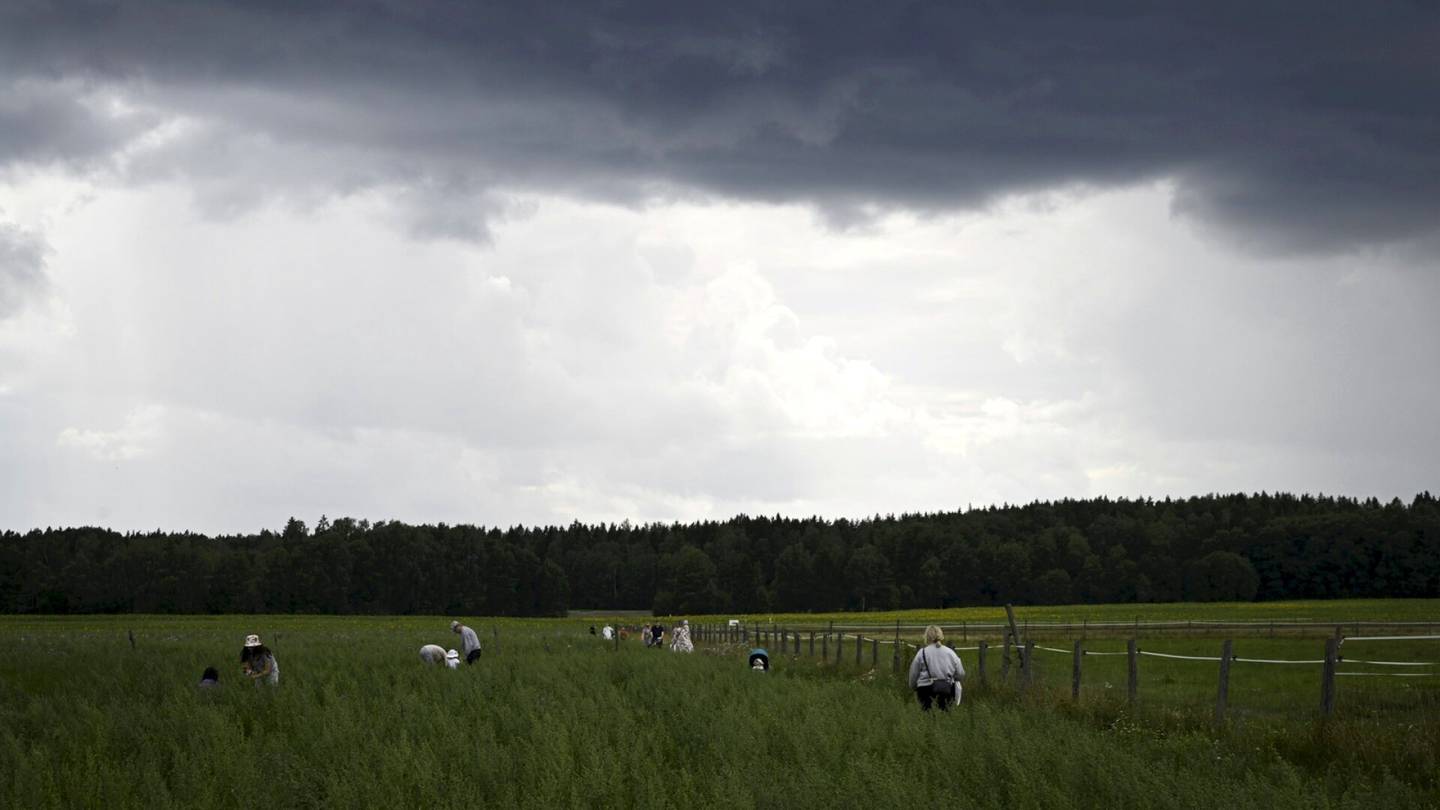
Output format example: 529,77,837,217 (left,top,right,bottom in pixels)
601,625,614,640
444,649,460,669
670,620,694,653
451,621,482,664
907,625,964,711
419,644,448,664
